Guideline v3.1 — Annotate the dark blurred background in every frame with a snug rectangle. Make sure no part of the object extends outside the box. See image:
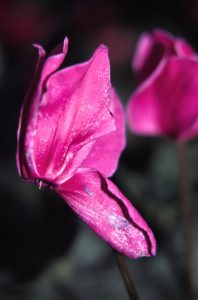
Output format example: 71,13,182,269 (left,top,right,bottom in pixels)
1,0,198,299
